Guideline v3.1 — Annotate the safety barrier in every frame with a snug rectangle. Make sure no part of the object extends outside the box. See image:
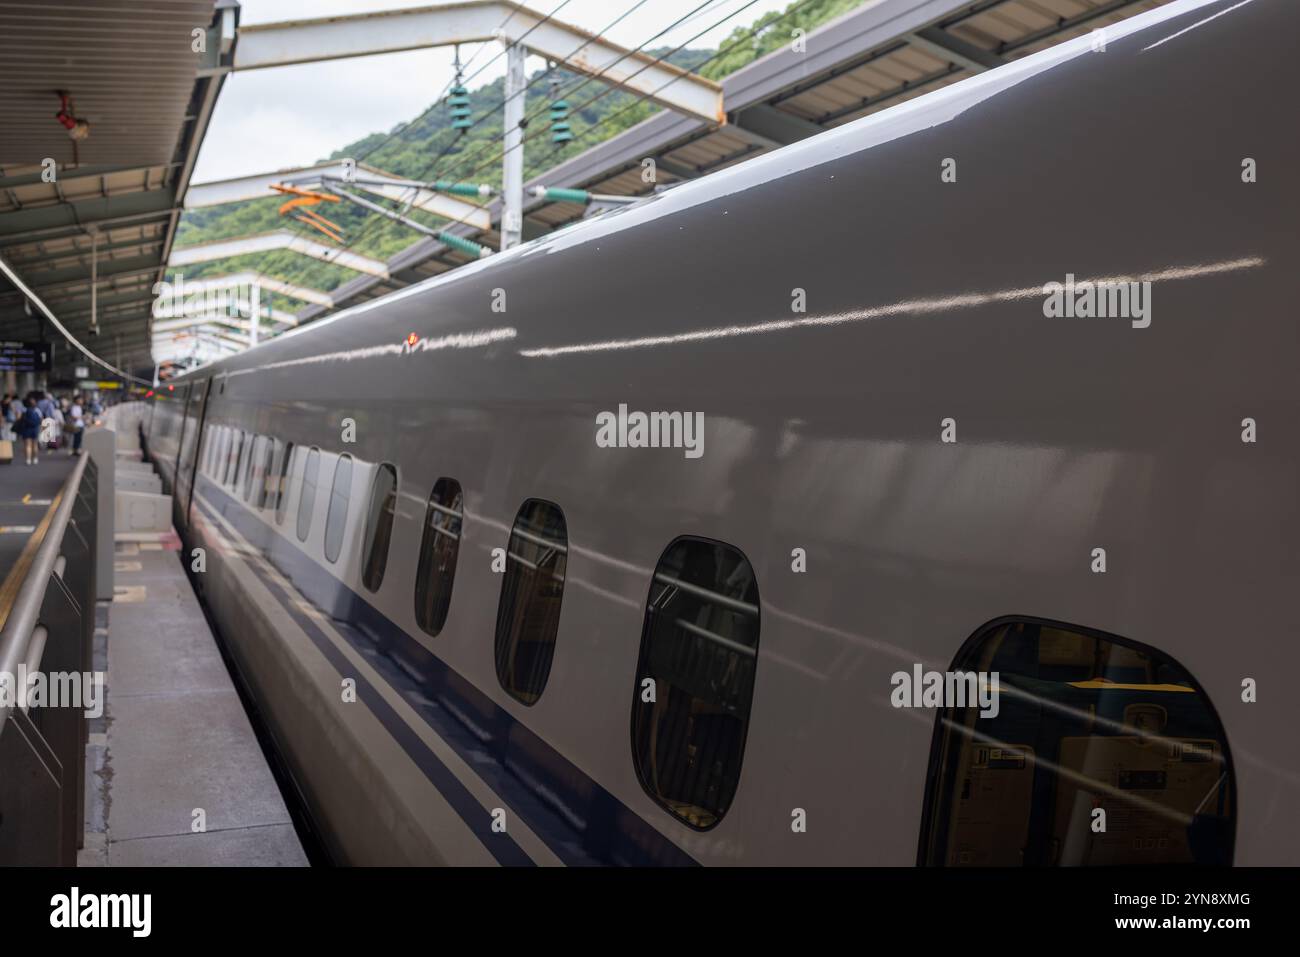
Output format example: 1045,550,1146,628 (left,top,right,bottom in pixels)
0,452,99,865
